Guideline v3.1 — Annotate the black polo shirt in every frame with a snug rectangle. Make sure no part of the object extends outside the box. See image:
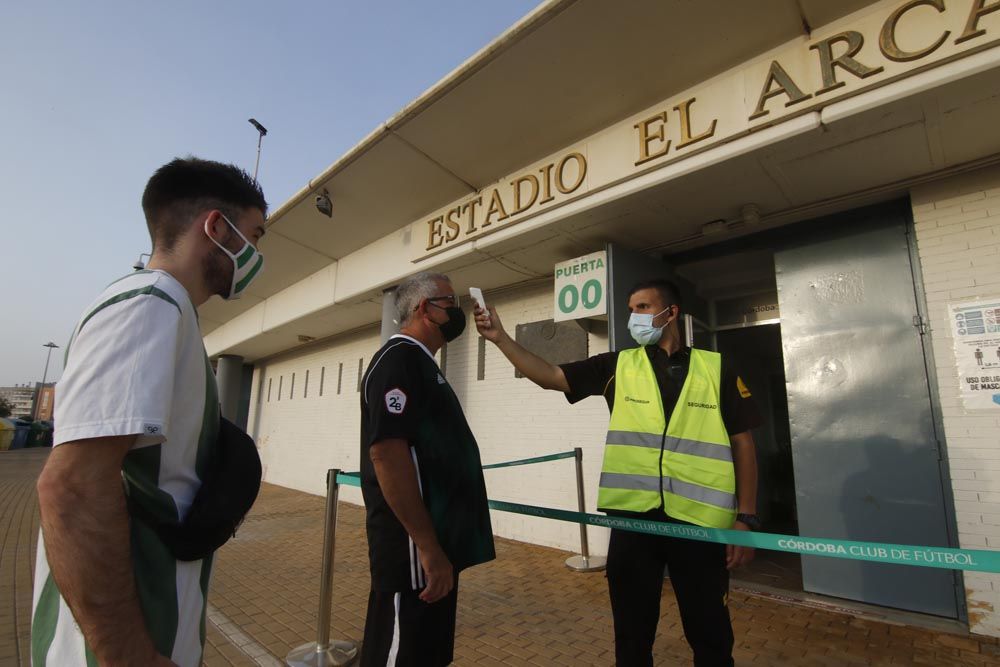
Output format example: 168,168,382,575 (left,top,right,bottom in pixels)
360,335,496,592
559,345,760,435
